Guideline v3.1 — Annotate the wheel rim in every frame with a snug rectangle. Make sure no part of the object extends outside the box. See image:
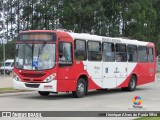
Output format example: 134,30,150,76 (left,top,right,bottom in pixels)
130,78,135,89
77,83,85,95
